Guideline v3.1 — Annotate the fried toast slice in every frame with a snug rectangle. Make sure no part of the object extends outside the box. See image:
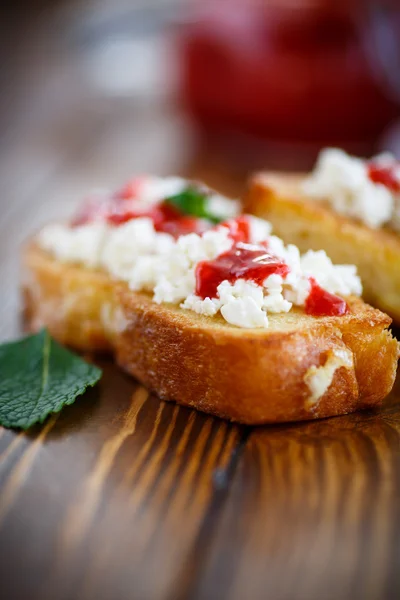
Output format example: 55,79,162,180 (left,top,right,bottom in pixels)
22,242,399,425
22,243,117,351
245,173,400,323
